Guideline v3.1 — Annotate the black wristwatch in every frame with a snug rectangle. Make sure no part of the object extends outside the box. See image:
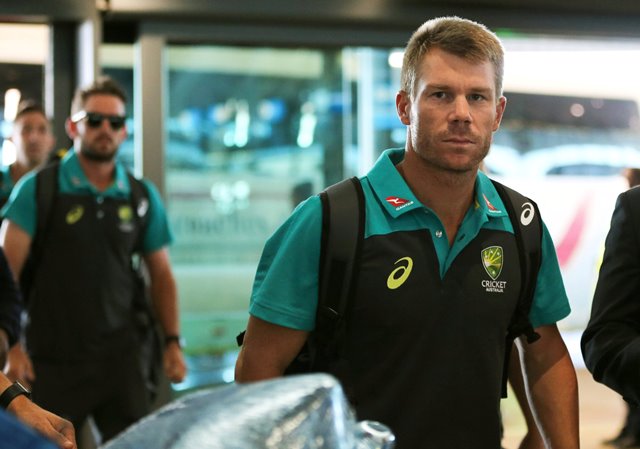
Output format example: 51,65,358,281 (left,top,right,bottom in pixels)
0,381,31,409
164,335,183,348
